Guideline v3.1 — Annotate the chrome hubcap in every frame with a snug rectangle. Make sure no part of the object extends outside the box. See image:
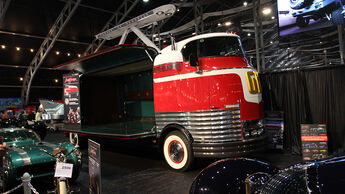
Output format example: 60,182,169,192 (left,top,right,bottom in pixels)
169,141,184,163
